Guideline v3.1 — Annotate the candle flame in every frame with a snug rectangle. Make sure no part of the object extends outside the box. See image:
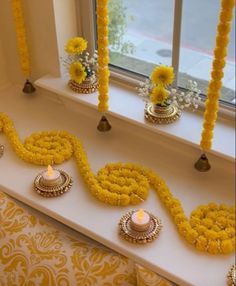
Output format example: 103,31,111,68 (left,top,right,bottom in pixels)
47,165,54,177
137,209,145,221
